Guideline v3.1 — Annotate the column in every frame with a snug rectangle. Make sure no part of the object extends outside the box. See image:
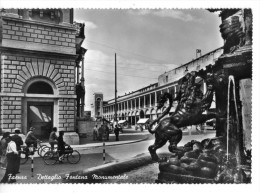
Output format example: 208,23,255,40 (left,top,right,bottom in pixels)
155,91,157,105
150,93,152,107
